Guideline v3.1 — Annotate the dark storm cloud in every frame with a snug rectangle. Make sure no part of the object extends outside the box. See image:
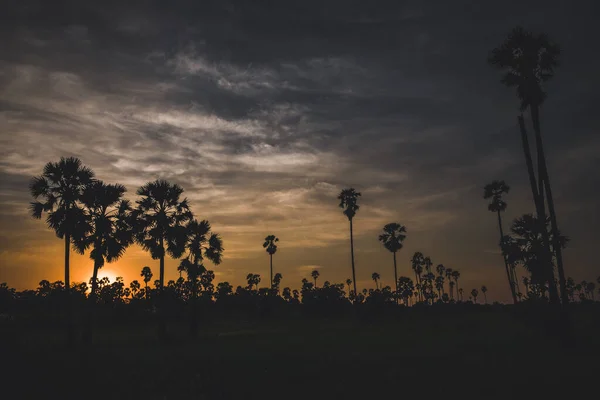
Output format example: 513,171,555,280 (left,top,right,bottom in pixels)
1,0,598,296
